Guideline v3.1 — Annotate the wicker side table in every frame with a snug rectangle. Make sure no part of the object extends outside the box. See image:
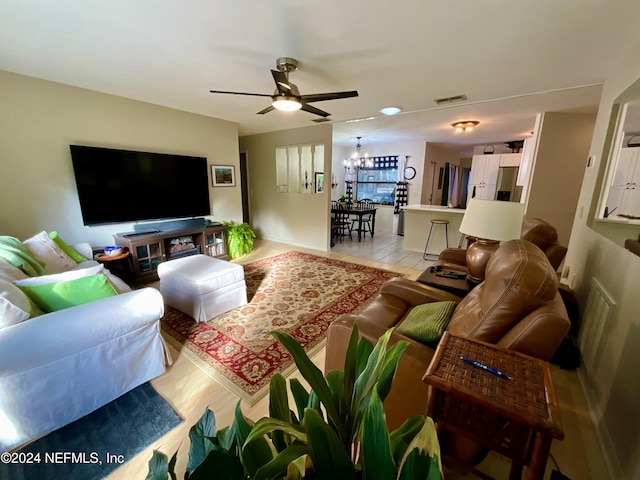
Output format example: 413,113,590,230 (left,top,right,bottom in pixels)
422,333,564,480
